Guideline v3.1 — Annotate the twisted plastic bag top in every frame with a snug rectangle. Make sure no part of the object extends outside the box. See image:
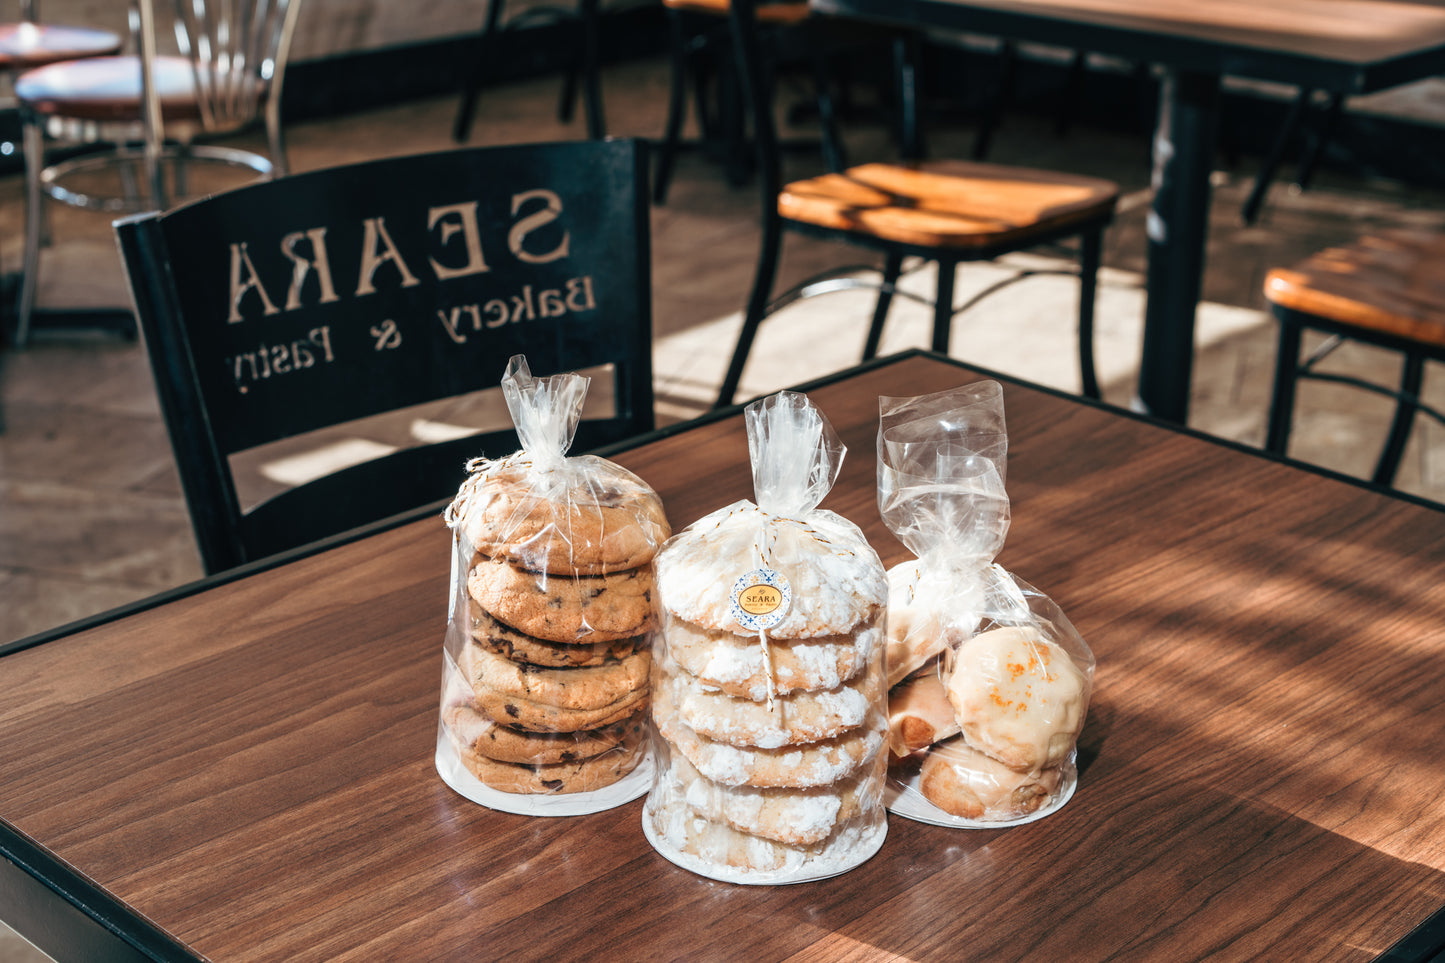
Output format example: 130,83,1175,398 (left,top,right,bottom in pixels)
748,390,845,516
443,354,669,574
501,354,585,472
878,380,1009,567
